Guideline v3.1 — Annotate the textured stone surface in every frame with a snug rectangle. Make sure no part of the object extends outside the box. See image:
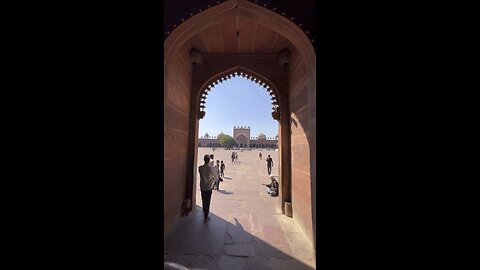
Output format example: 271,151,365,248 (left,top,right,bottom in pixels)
289,47,315,243
164,43,193,238
224,243,255,257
